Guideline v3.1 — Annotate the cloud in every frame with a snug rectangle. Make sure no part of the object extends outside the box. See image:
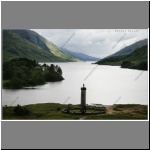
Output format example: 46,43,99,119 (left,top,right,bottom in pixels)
31,29,148,58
